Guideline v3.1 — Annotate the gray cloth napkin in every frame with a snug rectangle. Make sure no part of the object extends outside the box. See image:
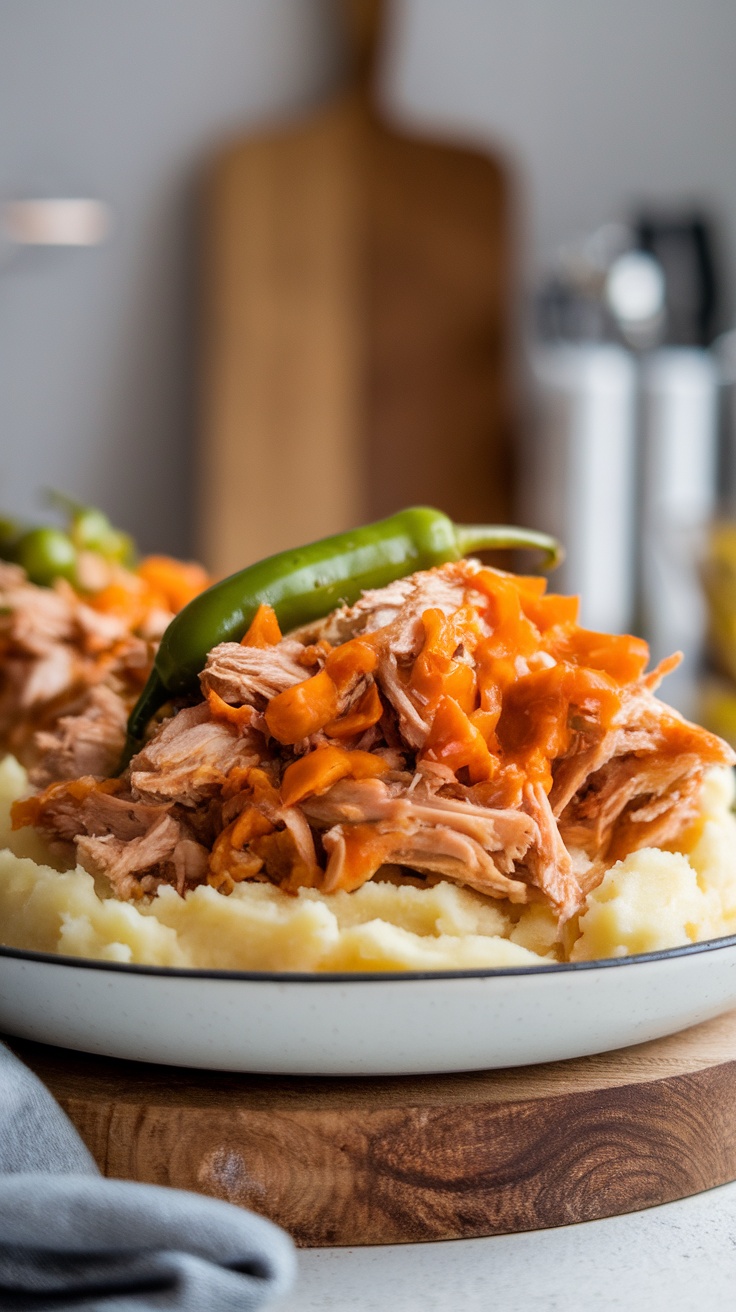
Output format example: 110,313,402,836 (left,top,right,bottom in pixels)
0,1041,296,1311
